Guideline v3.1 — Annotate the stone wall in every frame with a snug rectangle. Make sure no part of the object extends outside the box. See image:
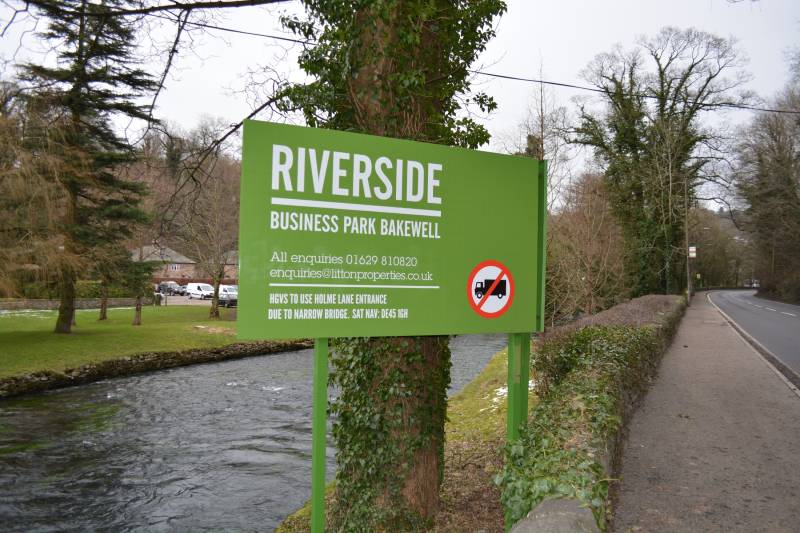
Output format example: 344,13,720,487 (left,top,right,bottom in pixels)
0,297,153,311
